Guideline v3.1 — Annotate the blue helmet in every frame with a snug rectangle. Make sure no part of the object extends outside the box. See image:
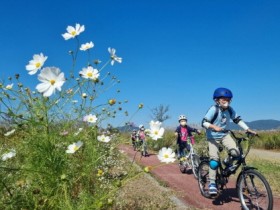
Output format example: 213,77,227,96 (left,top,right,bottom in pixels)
213,87,233,99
